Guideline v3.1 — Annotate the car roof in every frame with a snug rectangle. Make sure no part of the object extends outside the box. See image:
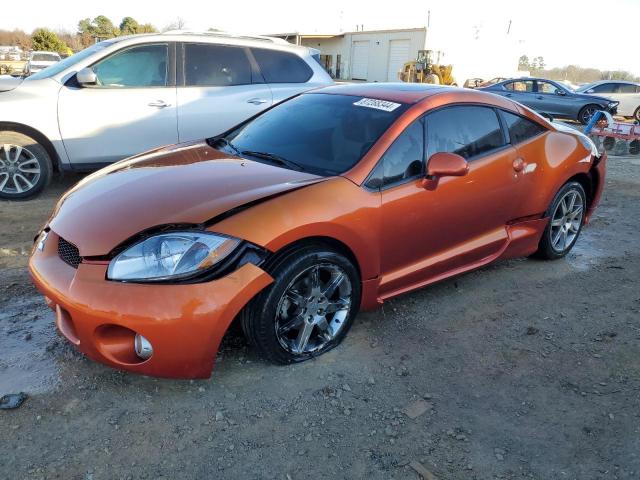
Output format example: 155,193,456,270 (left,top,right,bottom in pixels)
584,79,639,86
110,31,310,53
307,83,463,104
498,77,559,83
